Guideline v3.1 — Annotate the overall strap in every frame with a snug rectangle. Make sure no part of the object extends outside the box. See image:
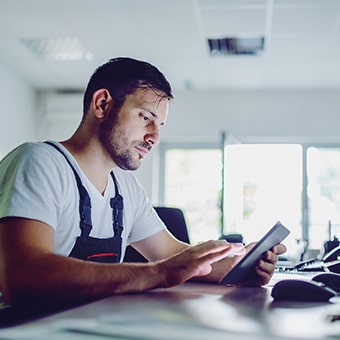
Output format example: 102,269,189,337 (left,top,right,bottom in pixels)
44,141,93,236
109,172,124,239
